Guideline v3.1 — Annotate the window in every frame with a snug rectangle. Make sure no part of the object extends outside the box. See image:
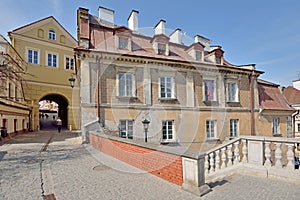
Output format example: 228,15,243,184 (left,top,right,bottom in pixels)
15,86,18,101
272,118,279,135
216,57,221,64
47,53,57,67
297,123,300,132
230,119,239,137
49,30,56,40
119,37,128,49
120,120,133,139
195,51,202,61
206,120,216,139
162,120,174,142
204,79,216,101
158,43,166,55
227,82,238,102
8,83,12,98
65,57,74,70
27,49,39,64
118,73,134,97
160,77,174,98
